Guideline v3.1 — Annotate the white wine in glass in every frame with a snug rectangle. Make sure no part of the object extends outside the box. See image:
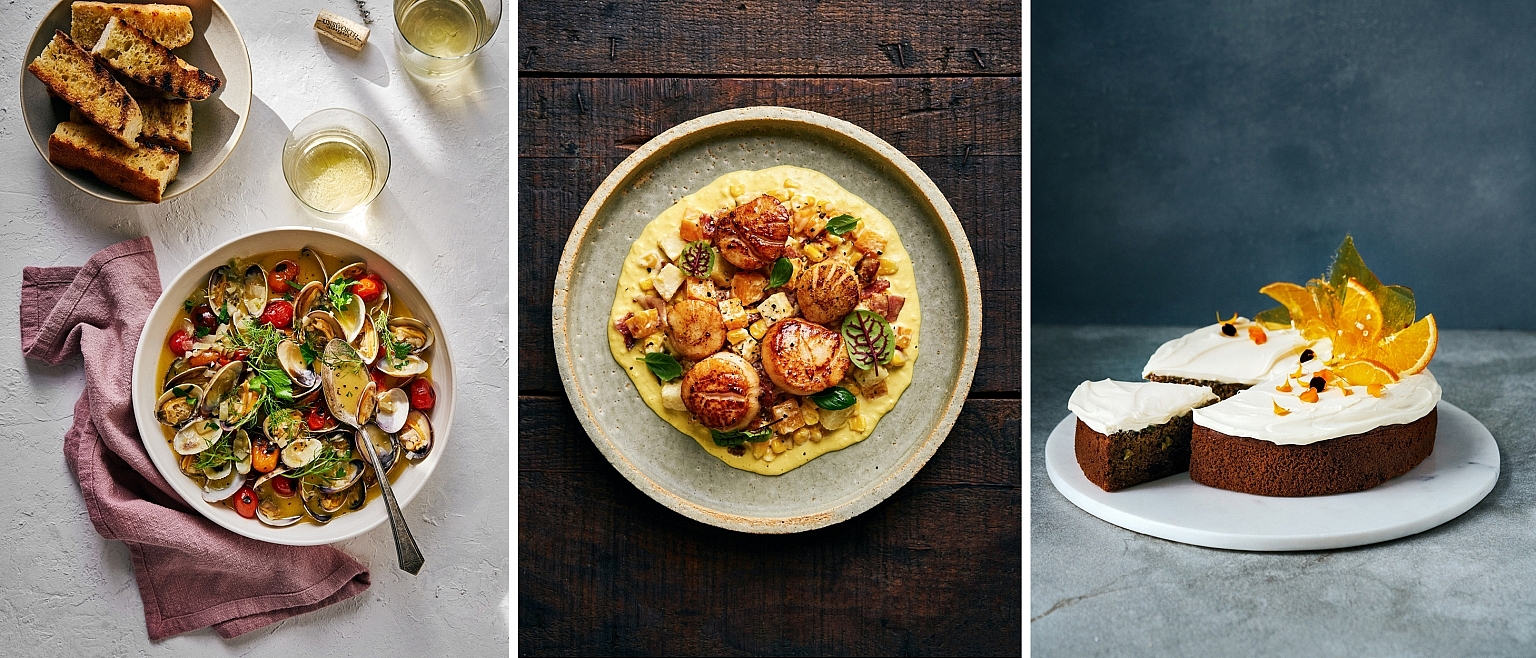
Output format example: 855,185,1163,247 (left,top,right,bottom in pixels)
394,0,501,76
